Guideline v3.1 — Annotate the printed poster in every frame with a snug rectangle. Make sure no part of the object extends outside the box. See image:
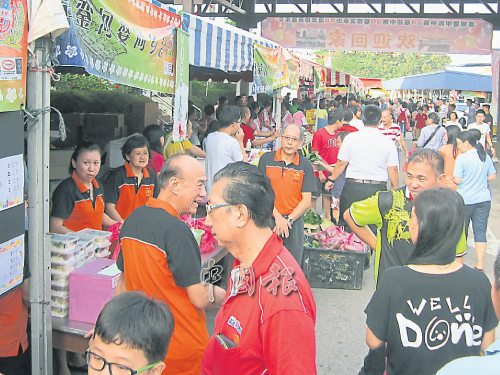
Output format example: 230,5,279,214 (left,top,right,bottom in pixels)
262,17,493,55
62,0,180,93
252,44,290,94
0,0,28,112
172,28,189,142
0,154,23,211
313,65,326,93
0,234,24,296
